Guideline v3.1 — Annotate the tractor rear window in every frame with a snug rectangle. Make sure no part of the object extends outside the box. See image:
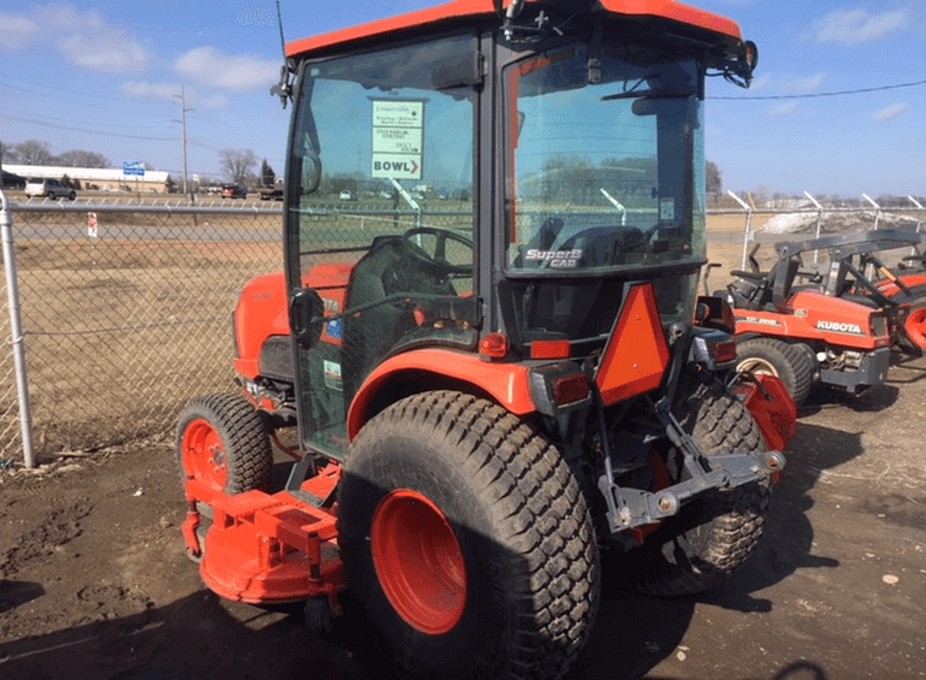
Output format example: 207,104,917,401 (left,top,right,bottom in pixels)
504,44,706,276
